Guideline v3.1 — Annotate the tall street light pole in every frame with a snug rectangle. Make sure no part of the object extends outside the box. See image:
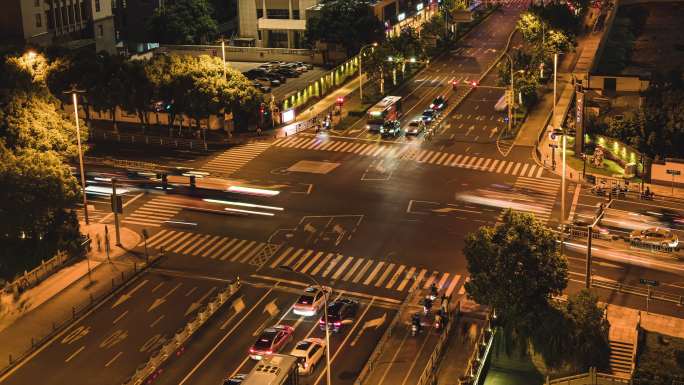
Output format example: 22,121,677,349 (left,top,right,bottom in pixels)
553,52,567,255
221,37,227,78
67,87,89,225
503,52,515,136
279,266,331,385
359,43,377,102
